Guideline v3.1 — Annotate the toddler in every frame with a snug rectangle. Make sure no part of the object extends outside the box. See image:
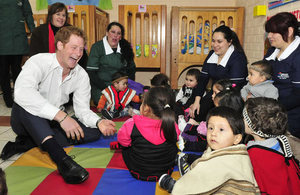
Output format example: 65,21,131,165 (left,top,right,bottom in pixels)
243,97,300,194
241,60,278,100
97,71,140,119
150,73,184,118
176,69,201,111
117,87,181,181
150,73,170,88
178,90,245,173
159,106,259,194
178,79,234,131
